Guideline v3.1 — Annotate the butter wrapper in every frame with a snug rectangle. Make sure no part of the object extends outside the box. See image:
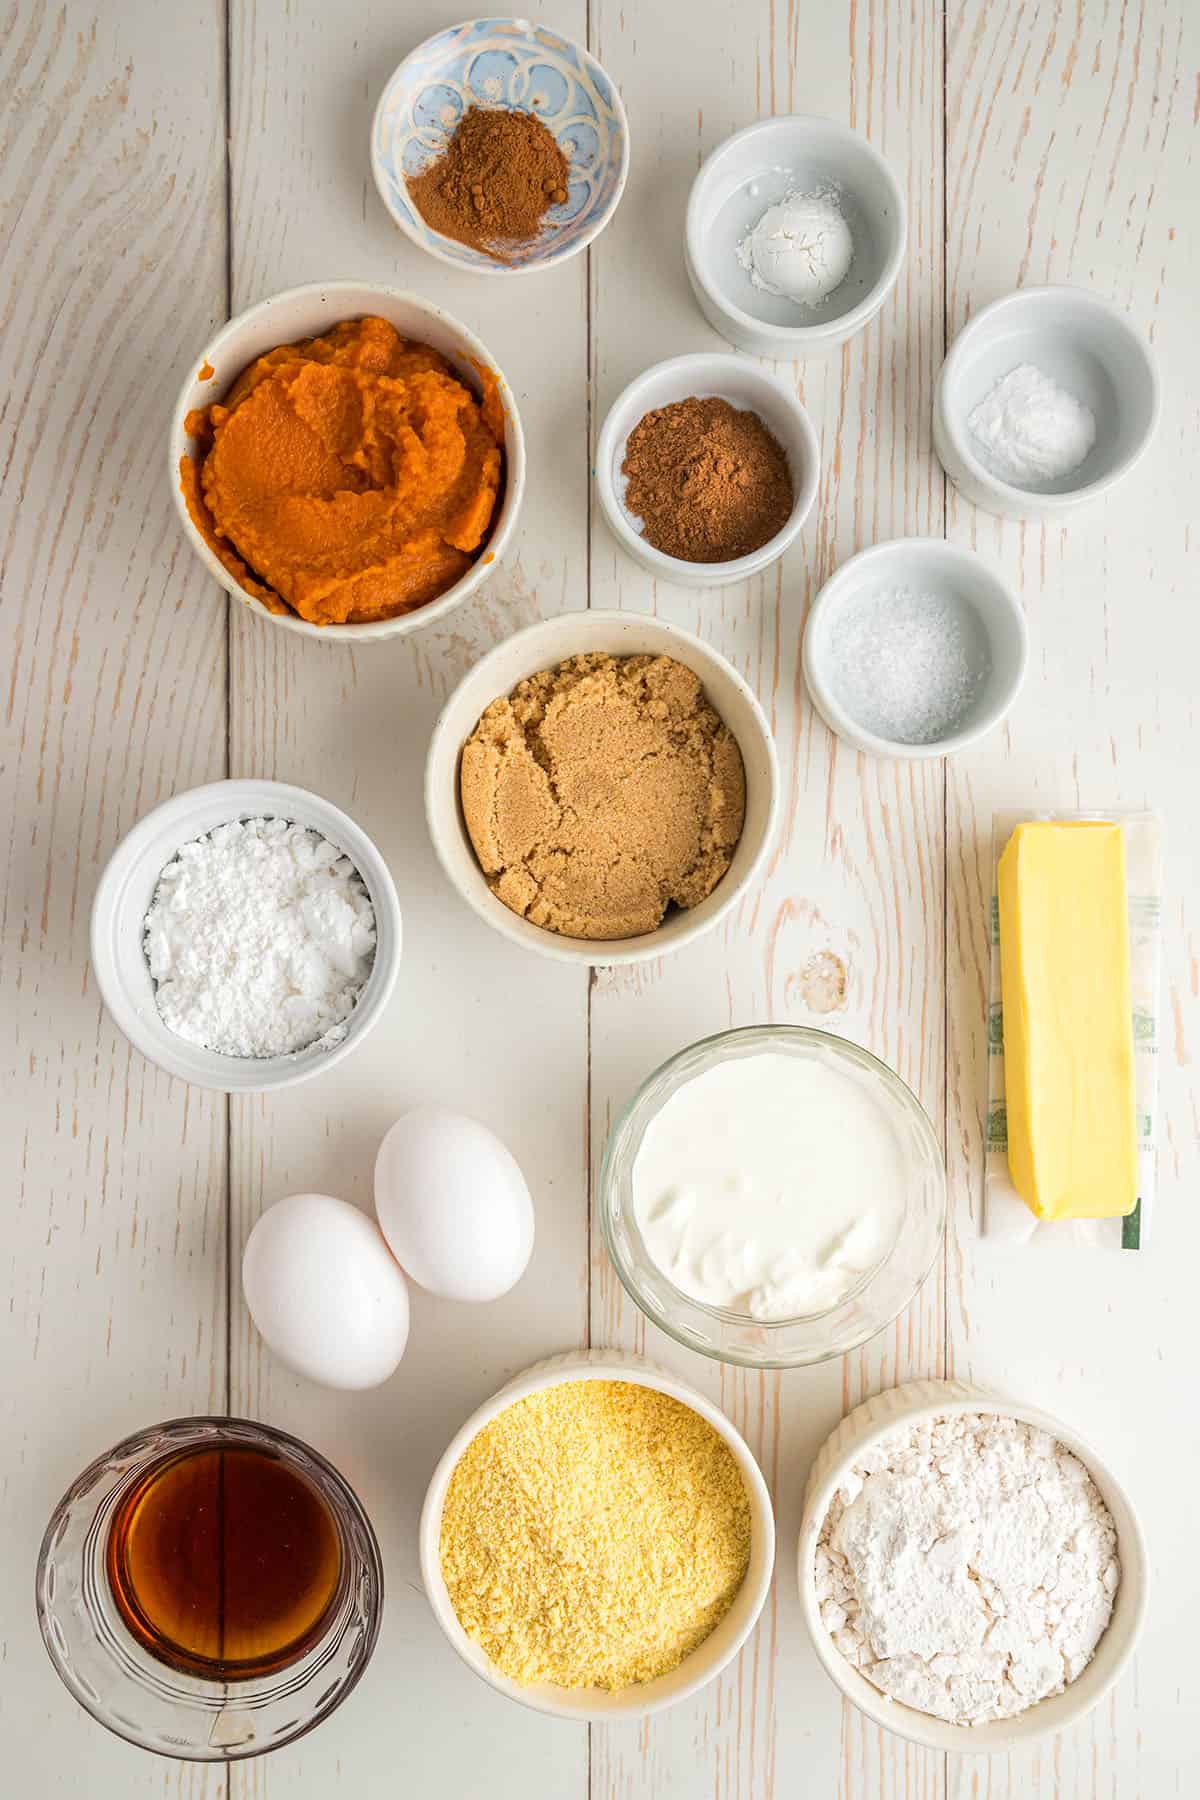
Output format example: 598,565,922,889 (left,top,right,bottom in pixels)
984,810,1163,1250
